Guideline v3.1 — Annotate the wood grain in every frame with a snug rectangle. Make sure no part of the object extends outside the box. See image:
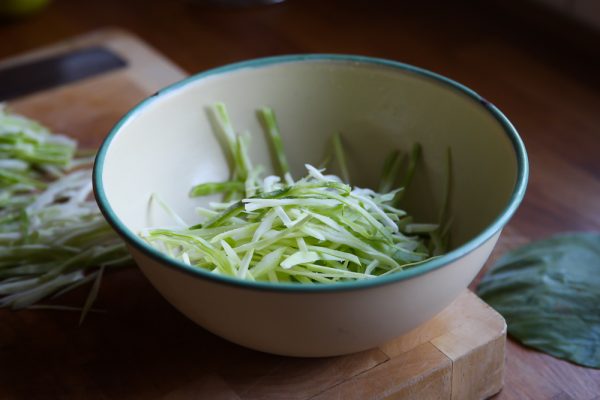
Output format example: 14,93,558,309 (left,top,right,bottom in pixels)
0,31,507,399
0,1,599,398
432,319,504,400
312,343,452,400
